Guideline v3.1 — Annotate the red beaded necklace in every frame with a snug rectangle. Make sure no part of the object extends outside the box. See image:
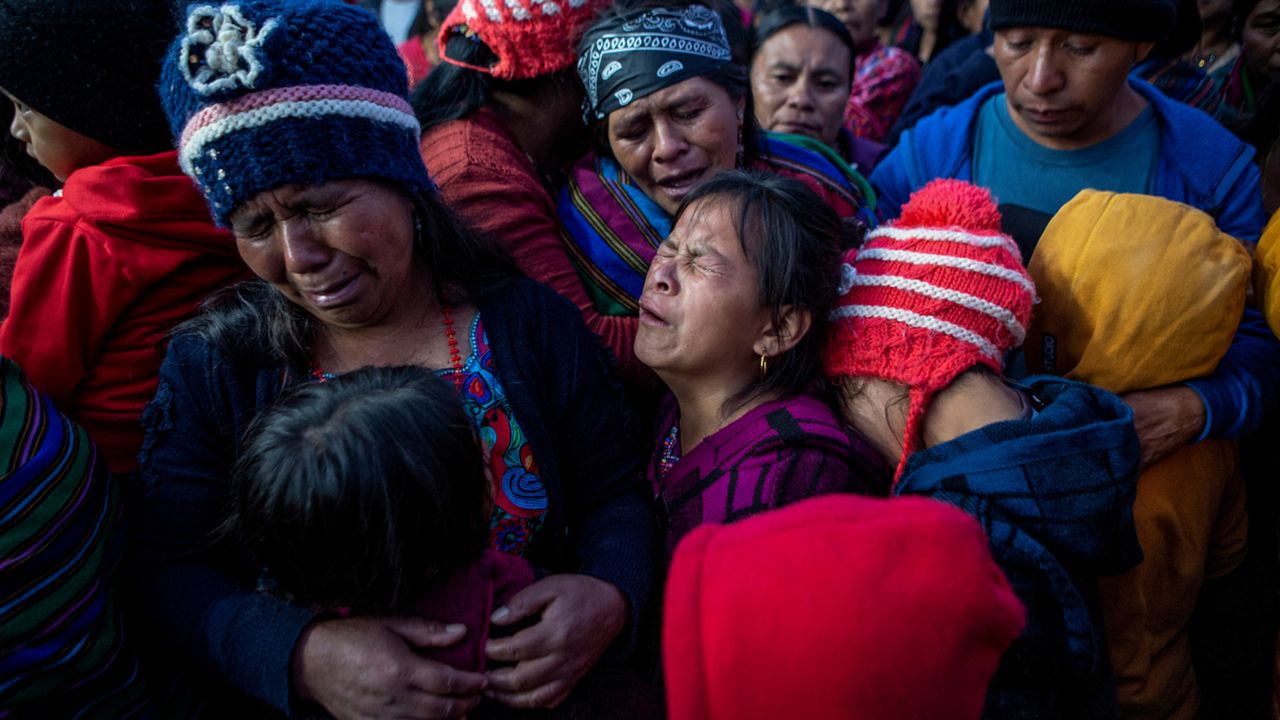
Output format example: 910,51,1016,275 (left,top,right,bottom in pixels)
442,305,463,390
311,306,464,388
